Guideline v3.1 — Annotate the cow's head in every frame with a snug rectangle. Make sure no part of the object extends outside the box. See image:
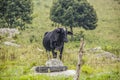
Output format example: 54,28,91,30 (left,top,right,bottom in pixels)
55,28,73,42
